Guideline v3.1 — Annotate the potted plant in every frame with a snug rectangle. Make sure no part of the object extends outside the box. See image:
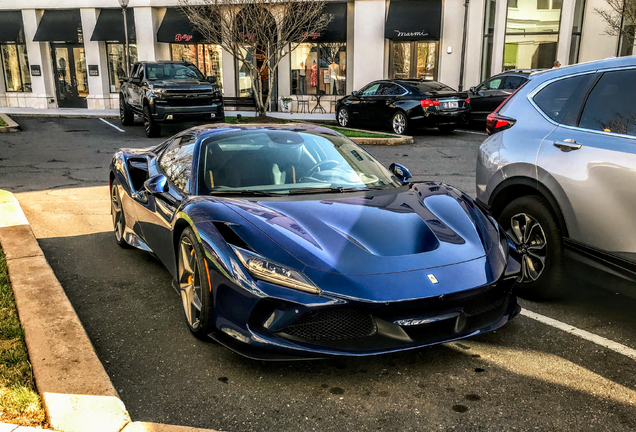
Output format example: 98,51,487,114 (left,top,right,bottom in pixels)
279,97,293,113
